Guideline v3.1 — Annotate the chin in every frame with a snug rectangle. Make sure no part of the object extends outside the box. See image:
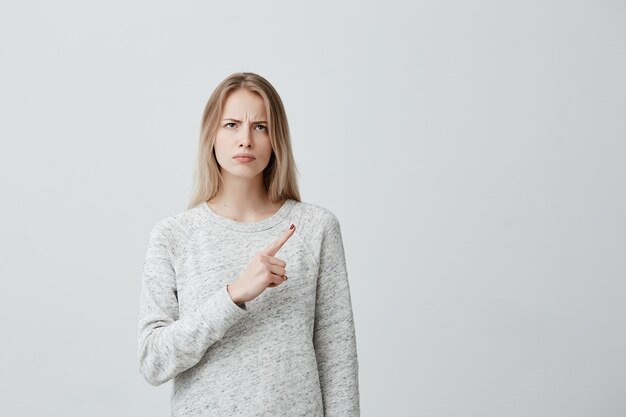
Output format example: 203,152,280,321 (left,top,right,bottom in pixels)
226,167,265,178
